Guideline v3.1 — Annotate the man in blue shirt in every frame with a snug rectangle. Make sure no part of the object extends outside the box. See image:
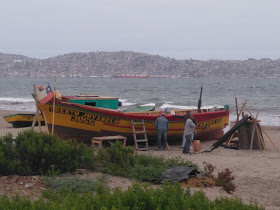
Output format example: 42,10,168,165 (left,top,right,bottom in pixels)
155,112,169,150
